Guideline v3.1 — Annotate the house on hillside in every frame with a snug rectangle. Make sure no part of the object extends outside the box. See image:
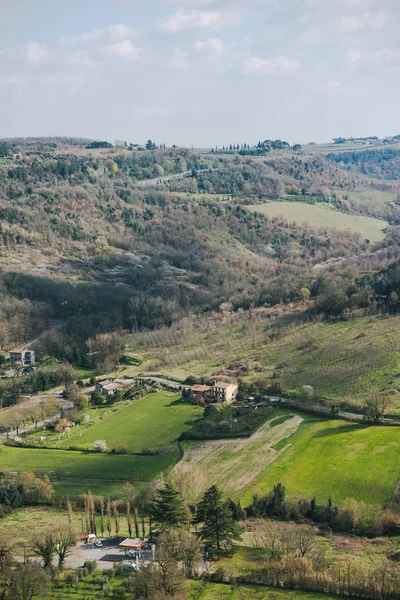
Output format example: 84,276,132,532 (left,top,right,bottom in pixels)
191,384,213,402
213,382,238,404
191,381,238,404
96,380,122,395
9,349,36,365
